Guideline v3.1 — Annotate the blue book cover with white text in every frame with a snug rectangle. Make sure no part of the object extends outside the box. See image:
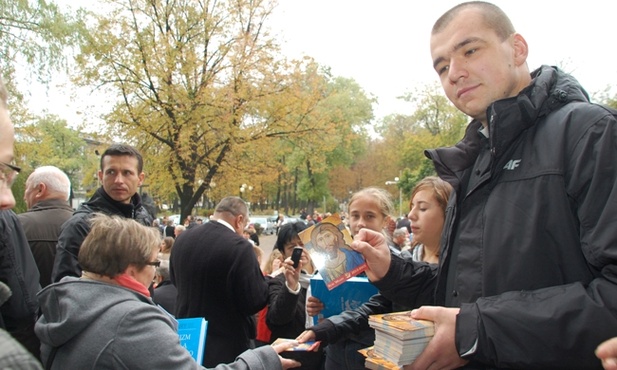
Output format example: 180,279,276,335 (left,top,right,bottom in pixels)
177,317,208,364
310,275,378,325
